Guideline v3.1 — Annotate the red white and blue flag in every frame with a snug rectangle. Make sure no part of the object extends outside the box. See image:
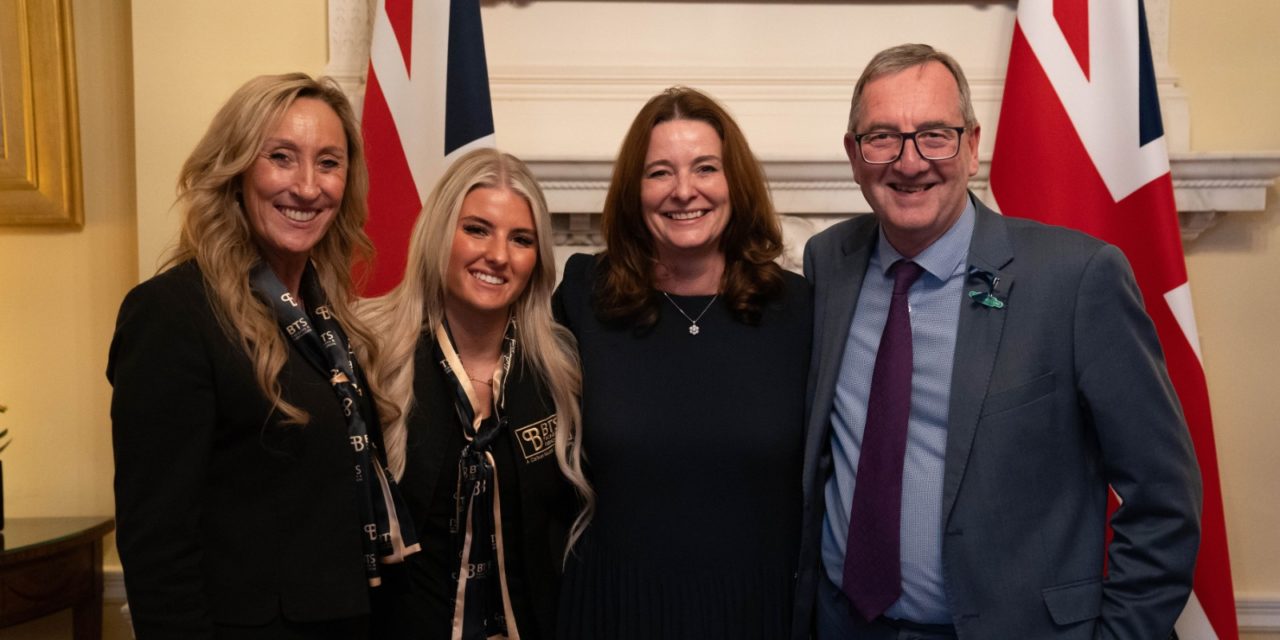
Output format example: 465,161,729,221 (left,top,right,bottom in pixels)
990,1,1236,638
361,0,495,295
